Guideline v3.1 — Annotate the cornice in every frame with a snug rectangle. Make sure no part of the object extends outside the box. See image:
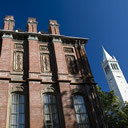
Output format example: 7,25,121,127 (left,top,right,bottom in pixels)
0,30,88,45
